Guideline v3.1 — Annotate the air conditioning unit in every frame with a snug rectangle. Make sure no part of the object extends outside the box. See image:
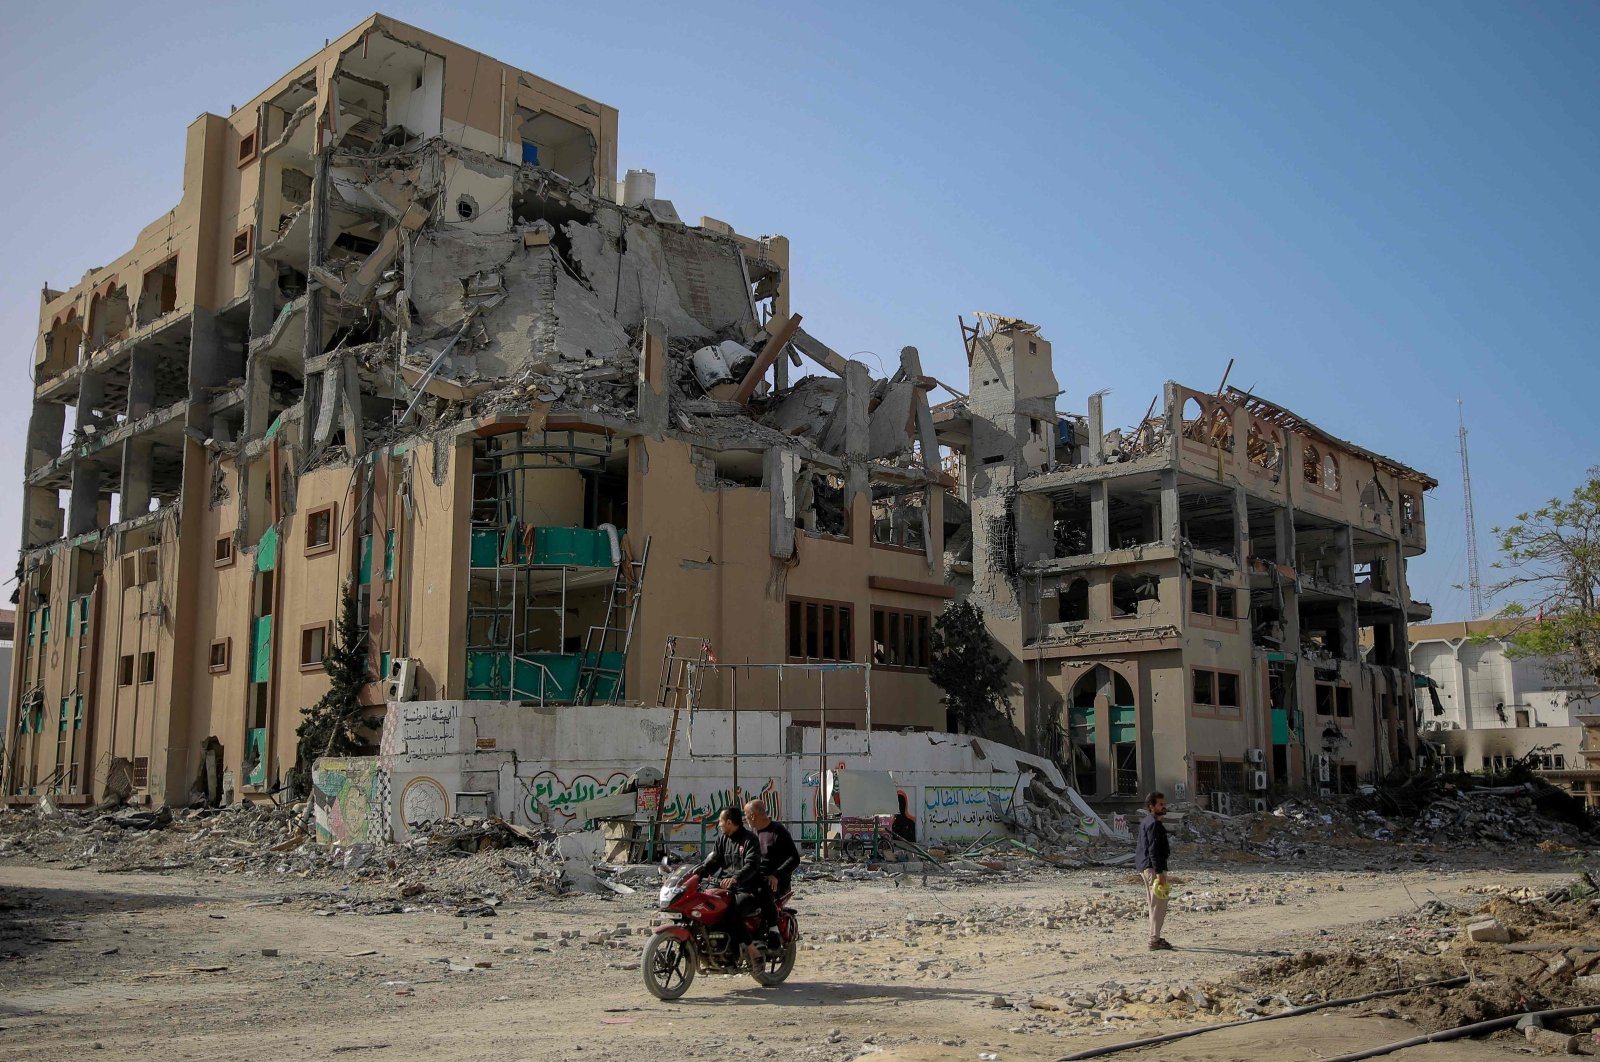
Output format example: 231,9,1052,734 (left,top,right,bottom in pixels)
1251,798,1268,813
1316,755,1331,783
1245,748,1265,764
387,657,419,702
1249,771,1268,791
1210,792,1235,816
454,792,494,820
